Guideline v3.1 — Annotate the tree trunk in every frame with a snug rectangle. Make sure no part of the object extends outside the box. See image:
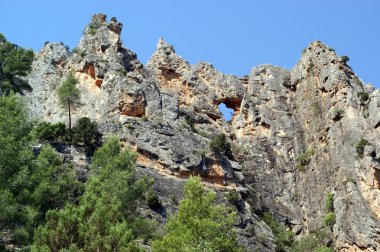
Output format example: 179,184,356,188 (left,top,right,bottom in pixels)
68,102,72,143
68,102,71,130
